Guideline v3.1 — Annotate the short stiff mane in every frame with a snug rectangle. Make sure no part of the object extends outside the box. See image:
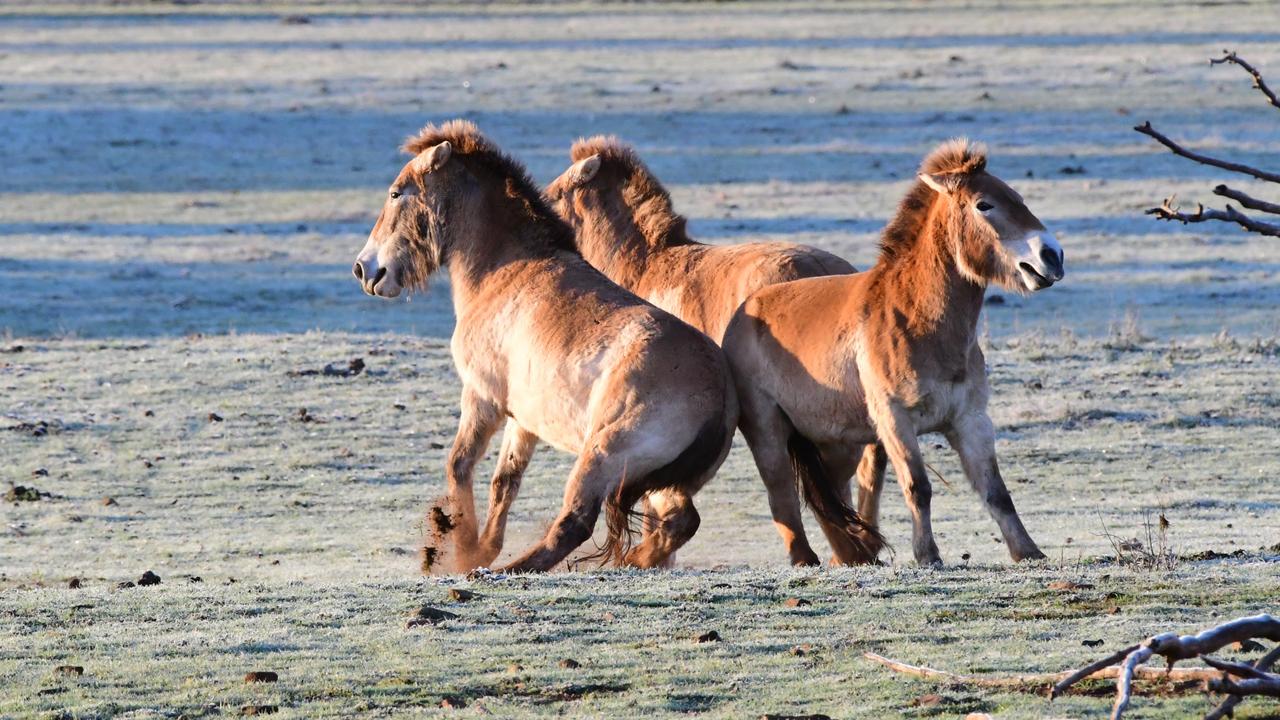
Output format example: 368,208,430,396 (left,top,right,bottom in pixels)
570,135,694,248
404,120,578,254
878,138,987,263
